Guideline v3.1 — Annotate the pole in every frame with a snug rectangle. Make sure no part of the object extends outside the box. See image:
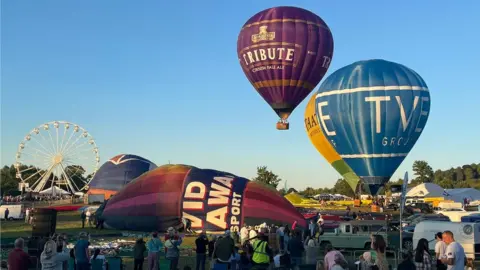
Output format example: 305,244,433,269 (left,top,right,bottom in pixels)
399,172,409,251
